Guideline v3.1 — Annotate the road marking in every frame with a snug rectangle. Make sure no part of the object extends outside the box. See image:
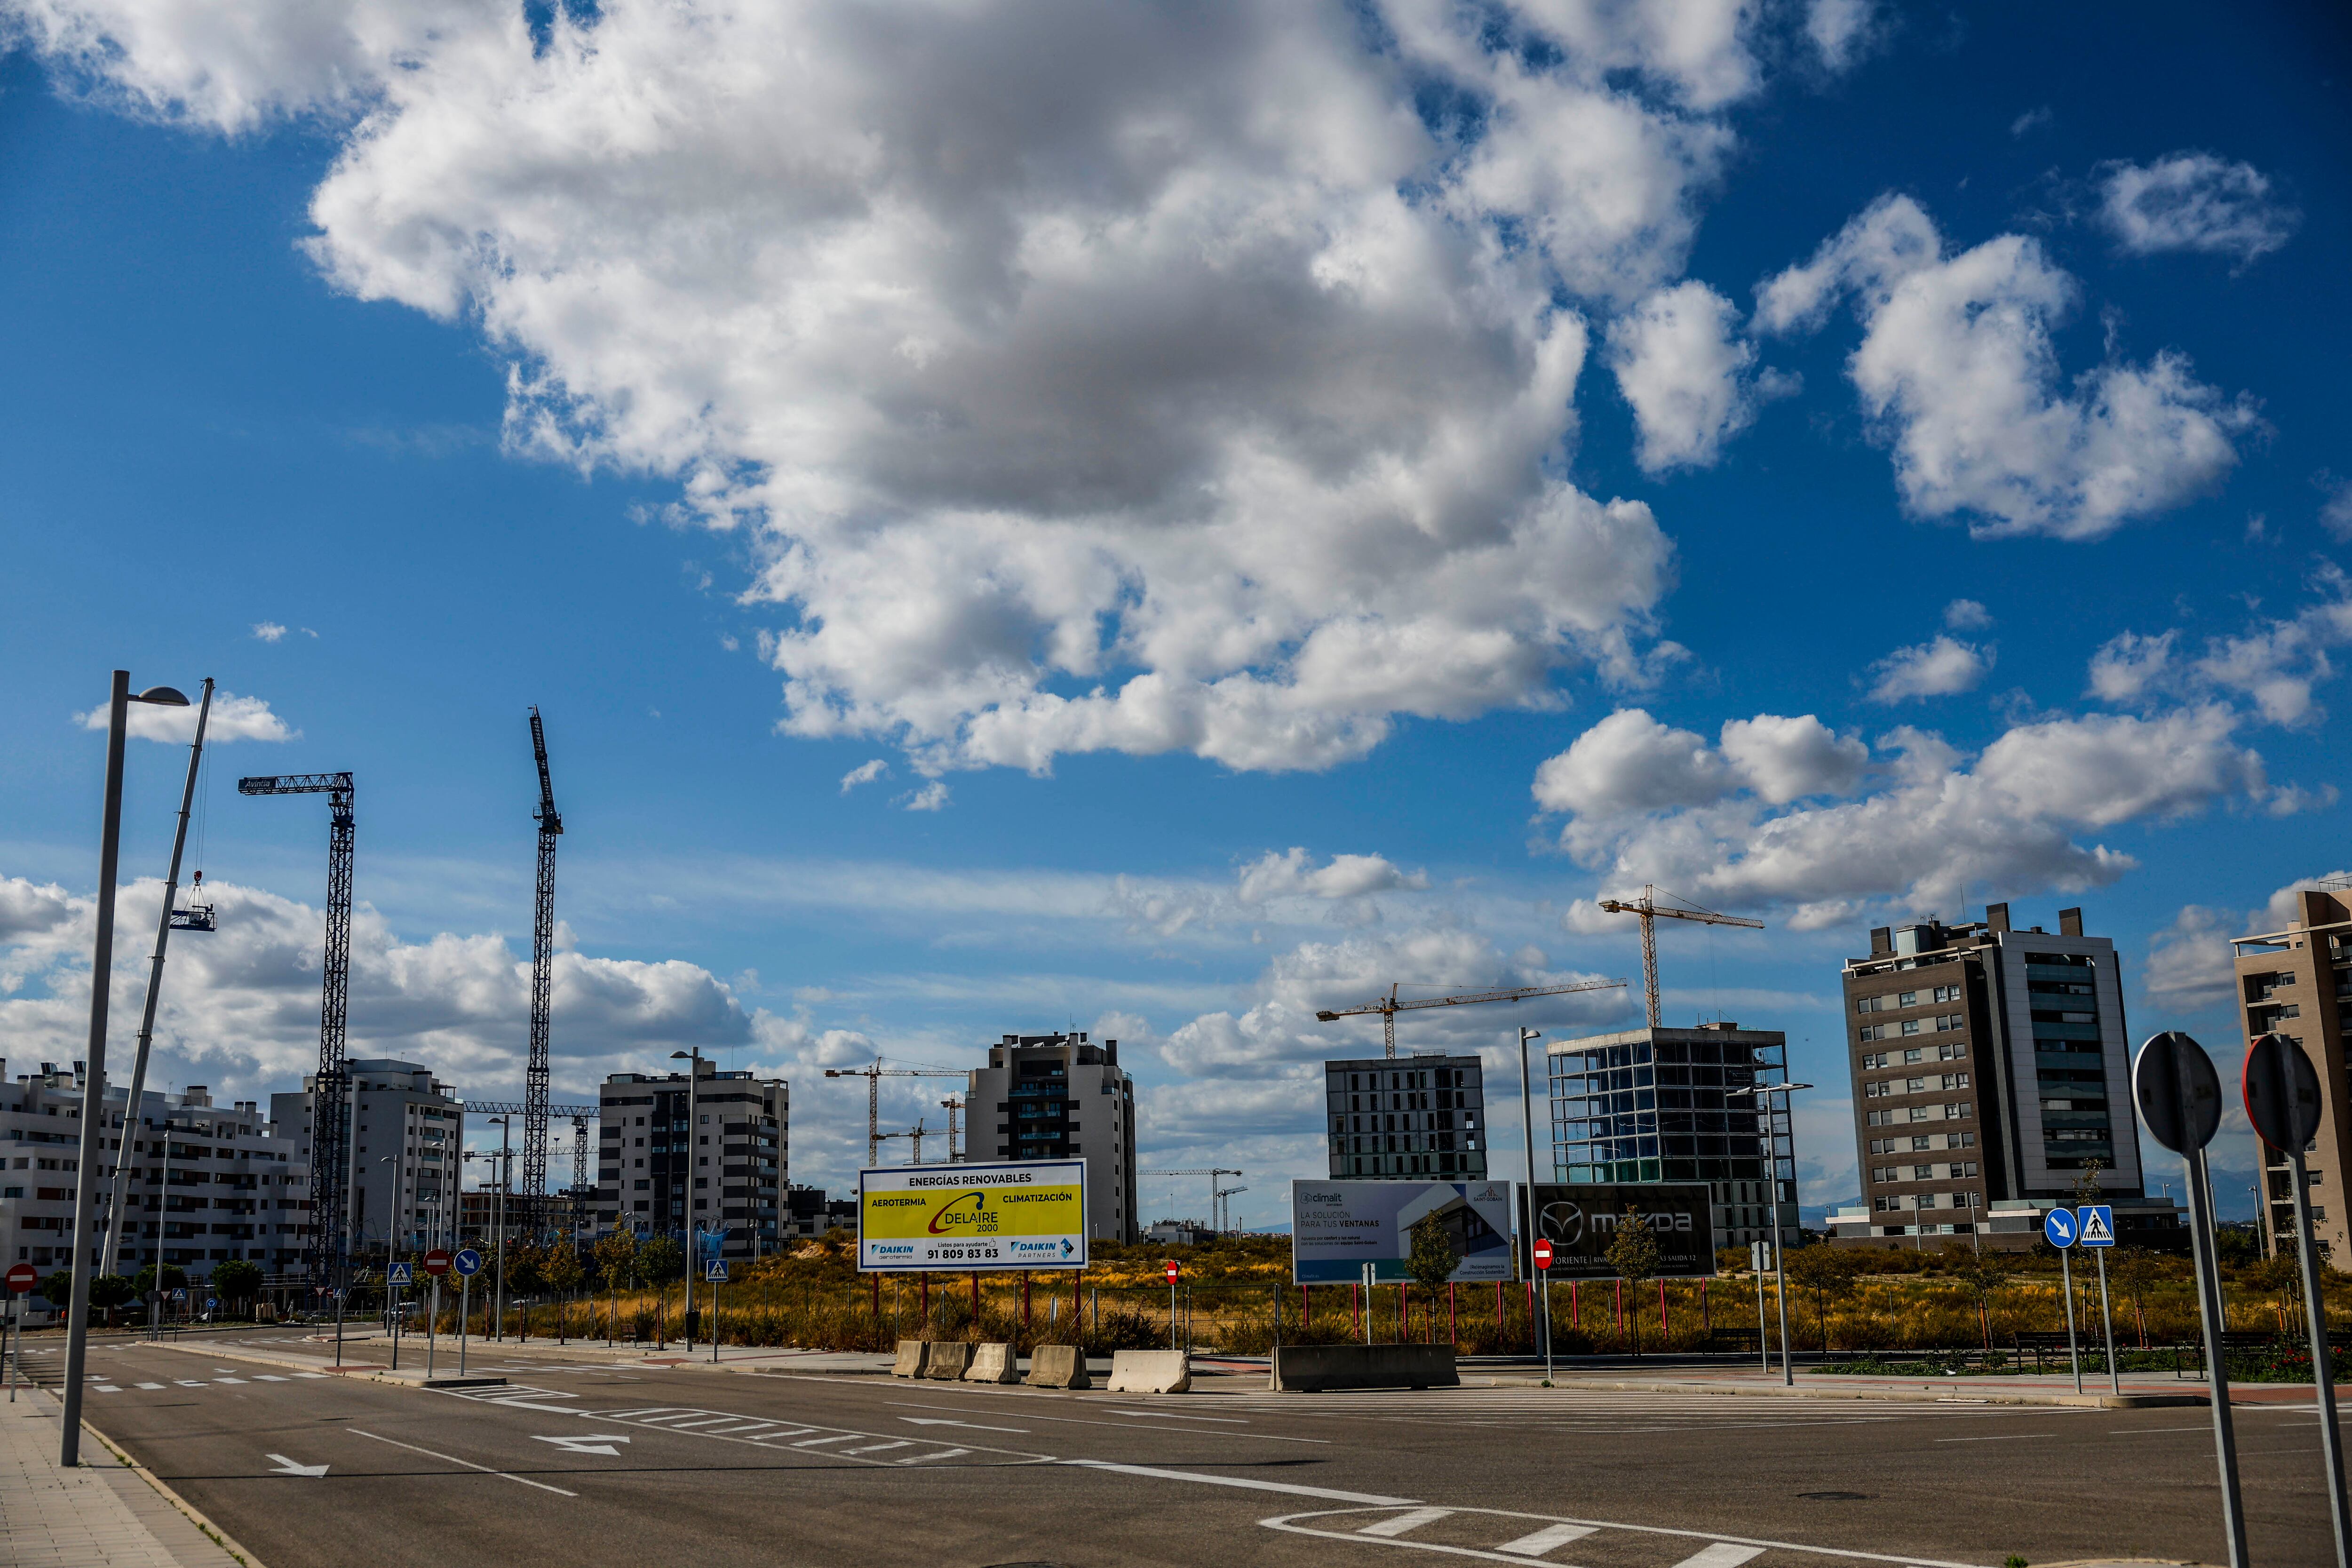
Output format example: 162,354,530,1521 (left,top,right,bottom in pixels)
841,1441,916,1455
175,1380,208,1387
350,1430,578,1497
1260,1507,1982,1567
534,1435,632,1457
1362,1508,1454,1536
1493,1522,1596,1556
1934,1433,2055,1443
215,1377,248,1385
95,1385,122,1393
1064,1461,1416,1505
134,1383,165,1390
1672,1547,1765,1568
1106,1408,1248,1423
793,1435,855,1447
901,1448,968,1463
254,1375,288,1382
292,1373,327,1379
2110,1426,2215,1435
888,1399,1327,1444
901,1417,1031,1433
265,1454,330,1478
